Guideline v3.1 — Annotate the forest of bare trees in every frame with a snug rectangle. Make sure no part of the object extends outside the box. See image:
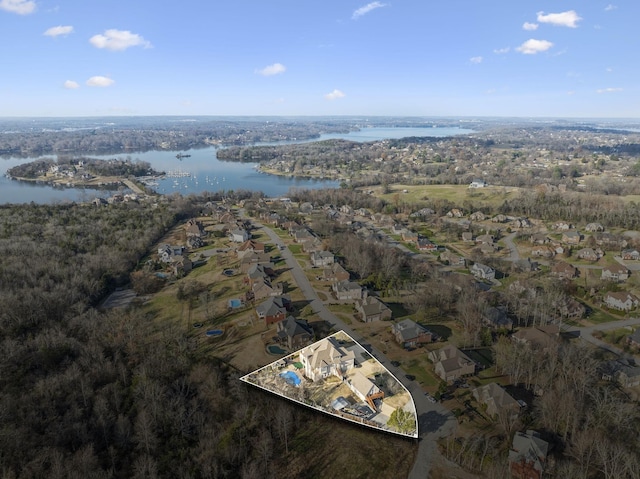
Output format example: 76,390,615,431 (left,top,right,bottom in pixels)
0,198,416,478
